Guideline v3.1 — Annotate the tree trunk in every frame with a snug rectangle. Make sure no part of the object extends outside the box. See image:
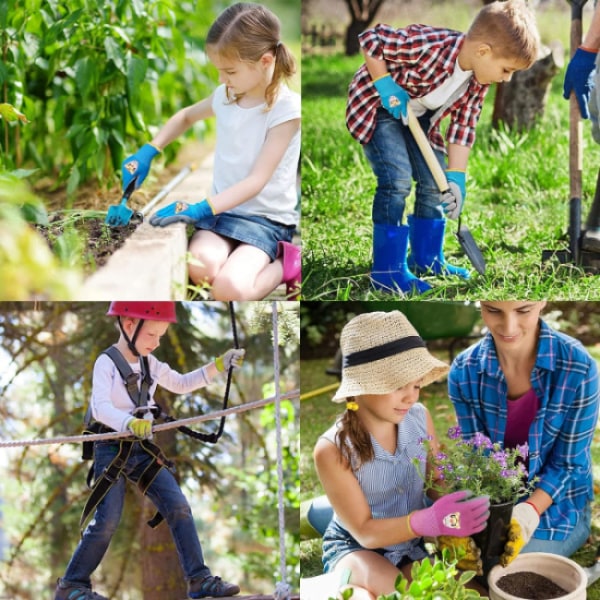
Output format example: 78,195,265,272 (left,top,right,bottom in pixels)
345,19,370,55
492,42,564,131
342,0,387,55
141,428,187,600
